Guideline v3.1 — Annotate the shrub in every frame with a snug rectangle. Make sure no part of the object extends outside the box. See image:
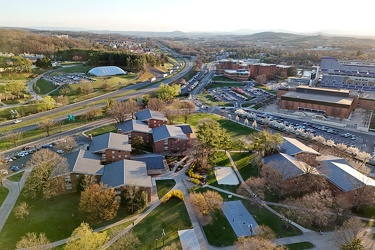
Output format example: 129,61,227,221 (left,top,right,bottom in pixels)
185,162,203,180
161,189,184,203
190,178,201,185
15,202,29,220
